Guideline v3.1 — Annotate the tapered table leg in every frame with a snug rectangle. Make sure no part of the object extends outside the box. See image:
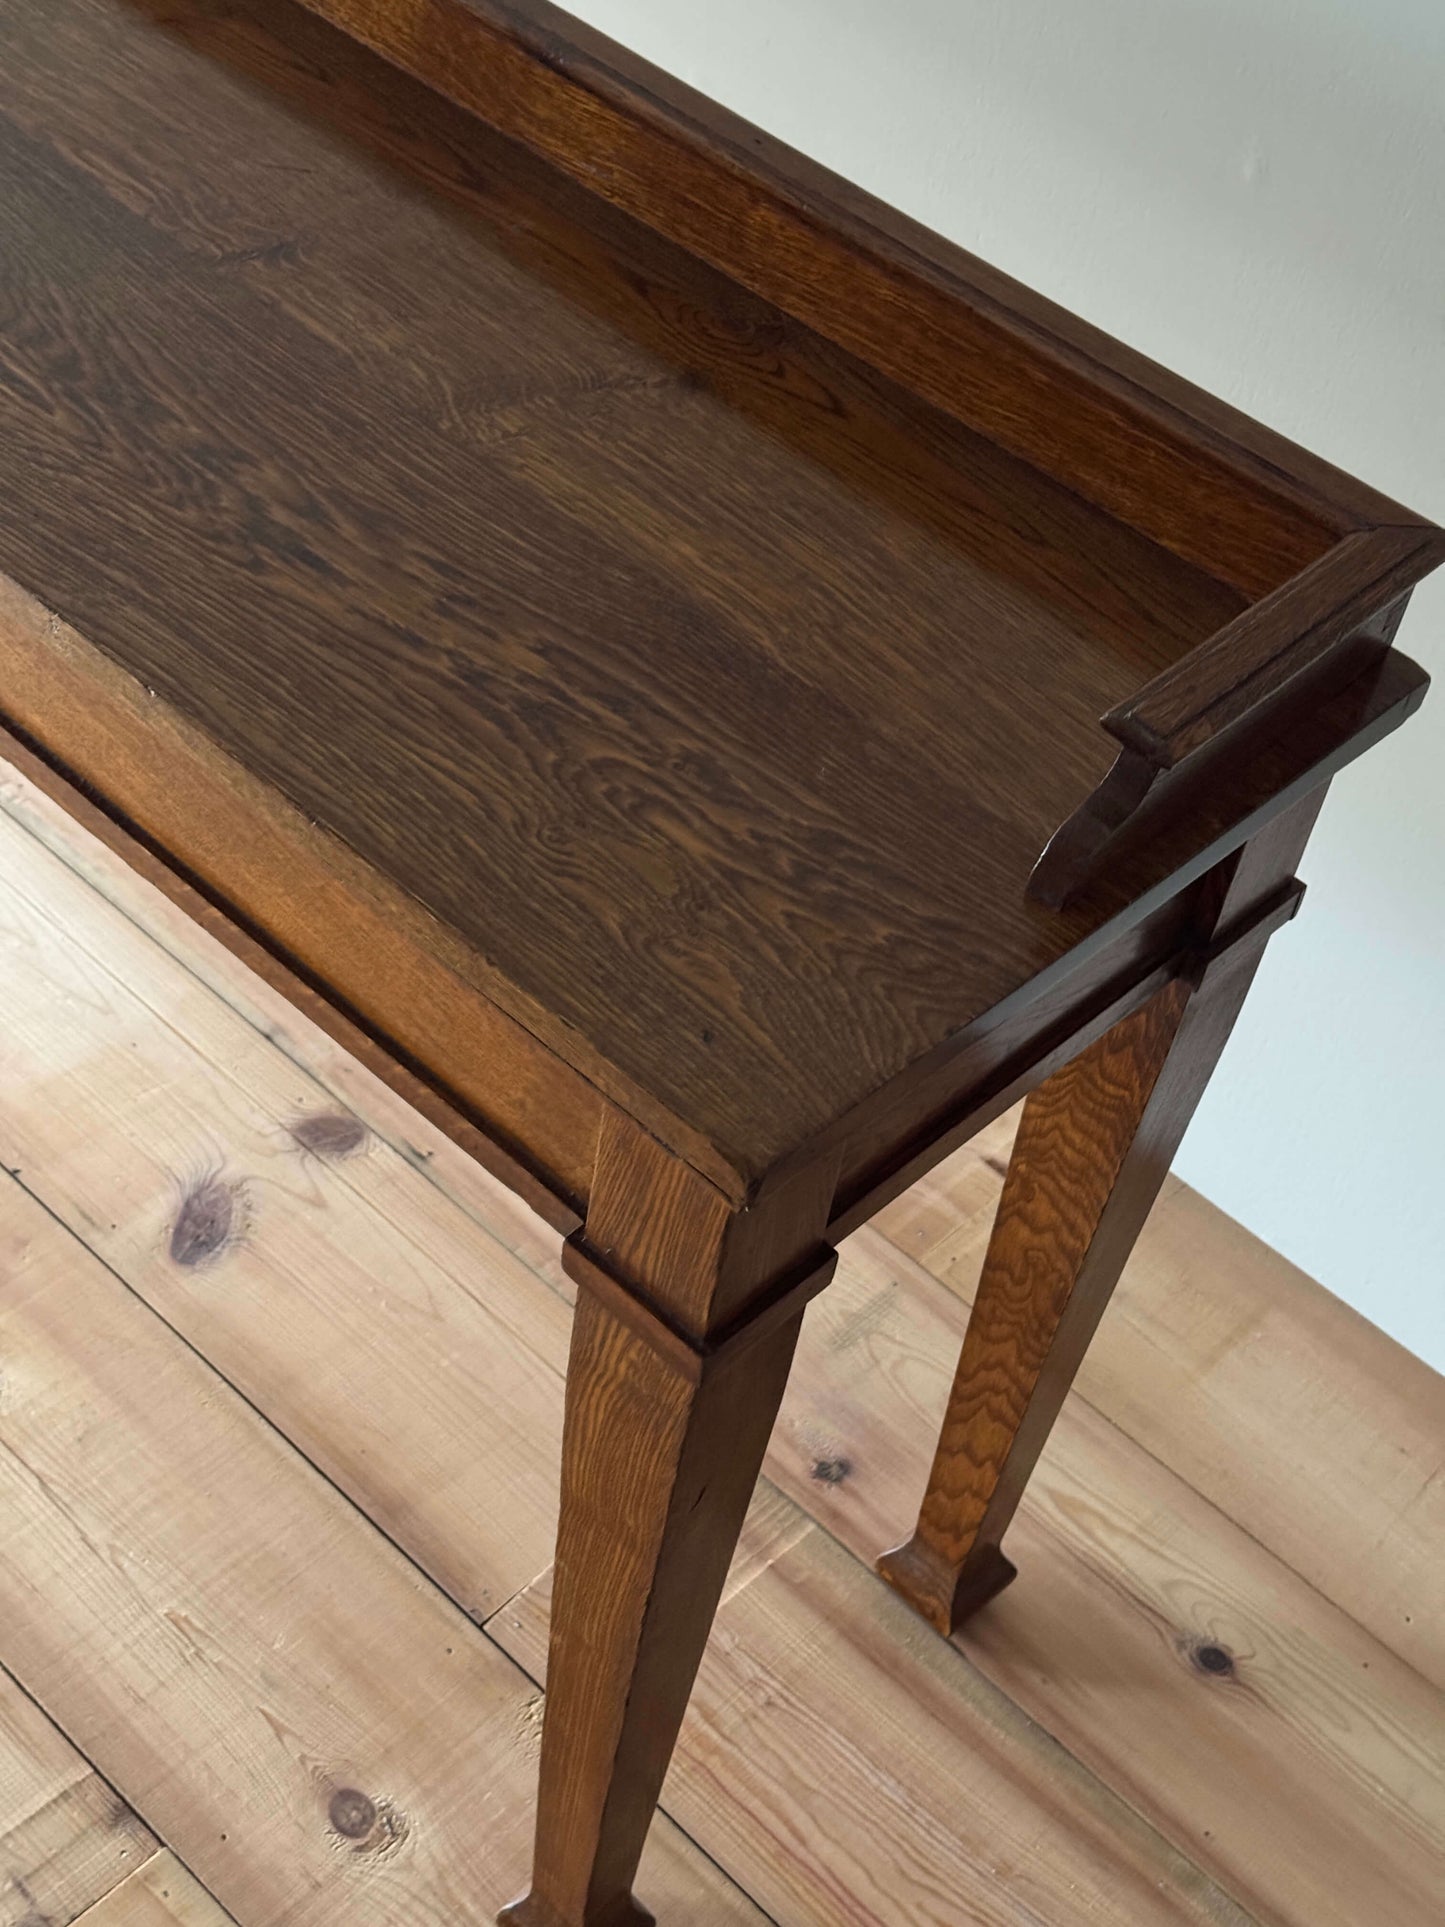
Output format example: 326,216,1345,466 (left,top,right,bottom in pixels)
501,1117,836,1926
879,799,1323,1636
878,976,1198,1631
